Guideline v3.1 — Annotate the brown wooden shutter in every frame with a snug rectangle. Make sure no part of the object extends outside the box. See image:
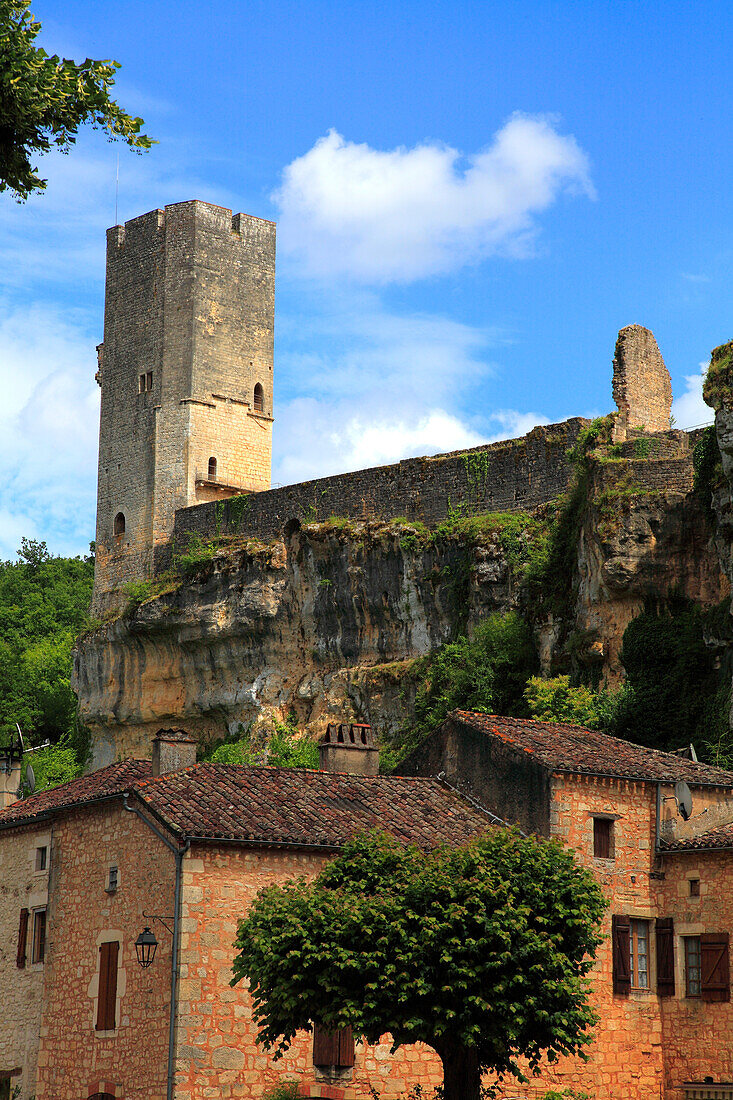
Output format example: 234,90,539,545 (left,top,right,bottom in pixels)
313,1025,355,1067
96,941,119,1030
701,933,730,1003
16,908,29,968
612,914,631,995
656,917,675,996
